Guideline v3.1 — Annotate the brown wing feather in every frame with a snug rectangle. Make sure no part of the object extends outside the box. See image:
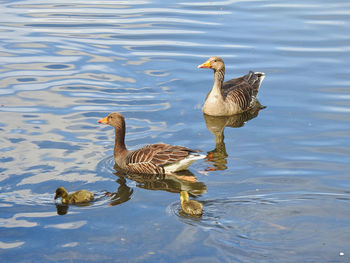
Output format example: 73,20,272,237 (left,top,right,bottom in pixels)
222,71,260,111
125,144,197,174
